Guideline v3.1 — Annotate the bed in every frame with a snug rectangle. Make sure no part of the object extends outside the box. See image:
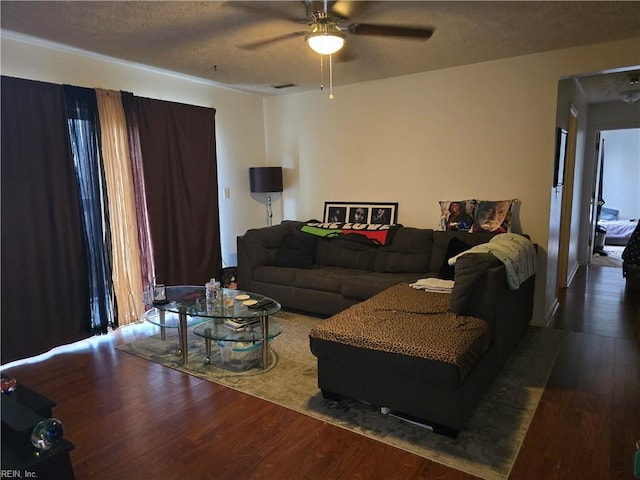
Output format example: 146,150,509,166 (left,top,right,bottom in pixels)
599,207,639,246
